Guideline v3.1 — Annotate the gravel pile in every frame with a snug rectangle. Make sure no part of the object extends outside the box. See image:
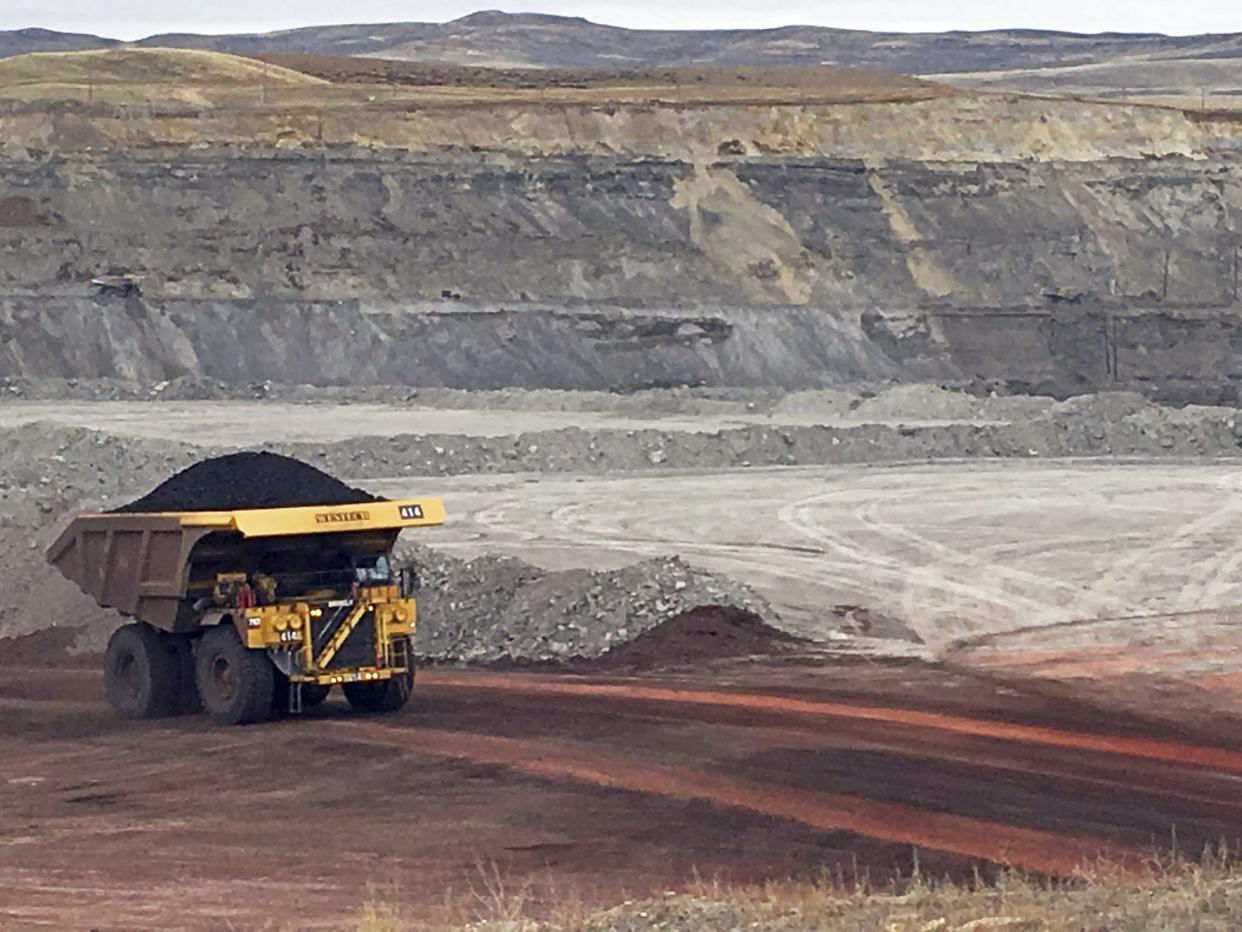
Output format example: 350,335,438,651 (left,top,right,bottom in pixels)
275,396,1242,478
114,451,377,513
1,391,1241,519
398,543,778,664
0,423,202,521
